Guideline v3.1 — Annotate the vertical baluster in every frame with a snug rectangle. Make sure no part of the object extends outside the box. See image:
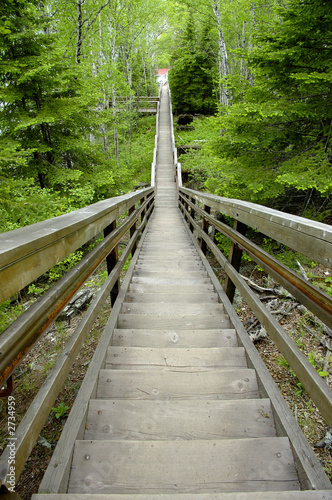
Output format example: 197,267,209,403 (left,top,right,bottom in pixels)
201,205,211,255
104,220,119,306
224,220,247,303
